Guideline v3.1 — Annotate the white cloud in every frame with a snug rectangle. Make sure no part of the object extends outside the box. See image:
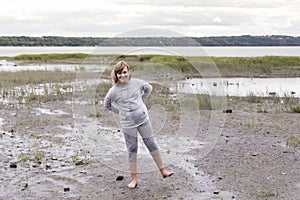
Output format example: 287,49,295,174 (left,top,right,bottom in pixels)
0,0,299,37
